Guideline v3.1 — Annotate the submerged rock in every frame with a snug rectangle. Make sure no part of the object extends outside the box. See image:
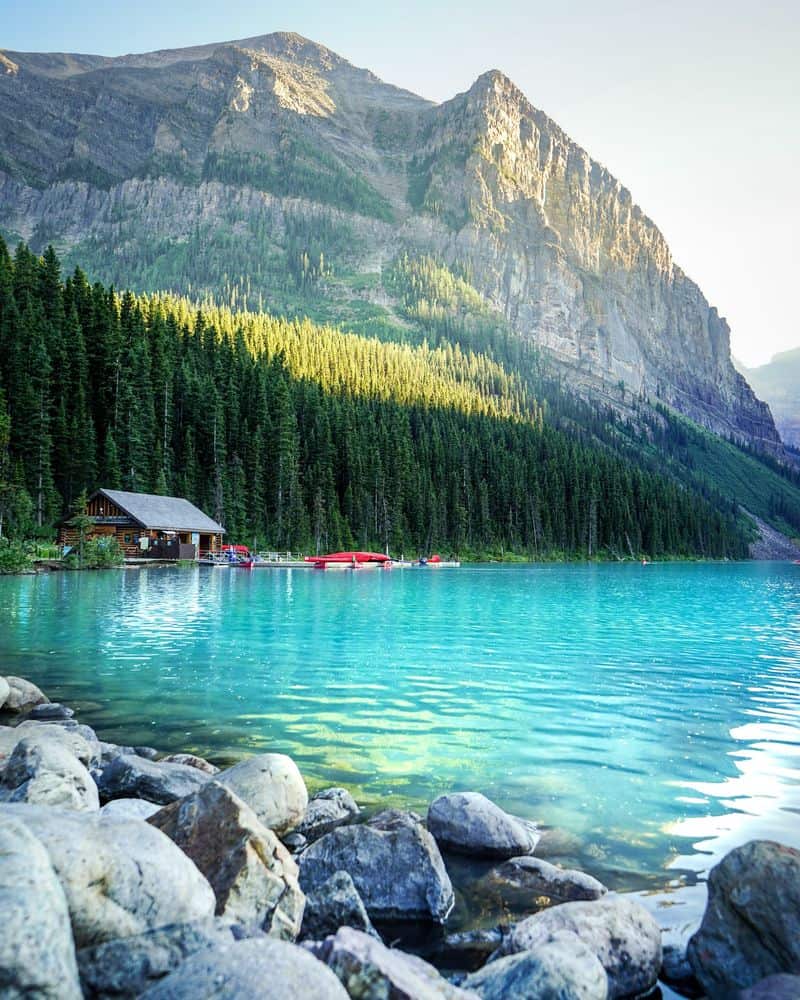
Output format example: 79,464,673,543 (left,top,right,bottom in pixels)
687,840,800,997
430,928,508,971
300,810,454,924
464,929,608,999
23,701,75,721
497,895,662,999
77,918,257,999
0,816,82,999
0,804,215,947
160,752,219,774
149,781,304,939
0,735,99,810
100,797,161,820
297,786,360,842
1,675,49,712
489,855,607,903
95,752,211,805
427,792,539,859
138,937,349,999
216,753,308,836
310,926,478,1000
301,870,380,942
739,974,800,999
